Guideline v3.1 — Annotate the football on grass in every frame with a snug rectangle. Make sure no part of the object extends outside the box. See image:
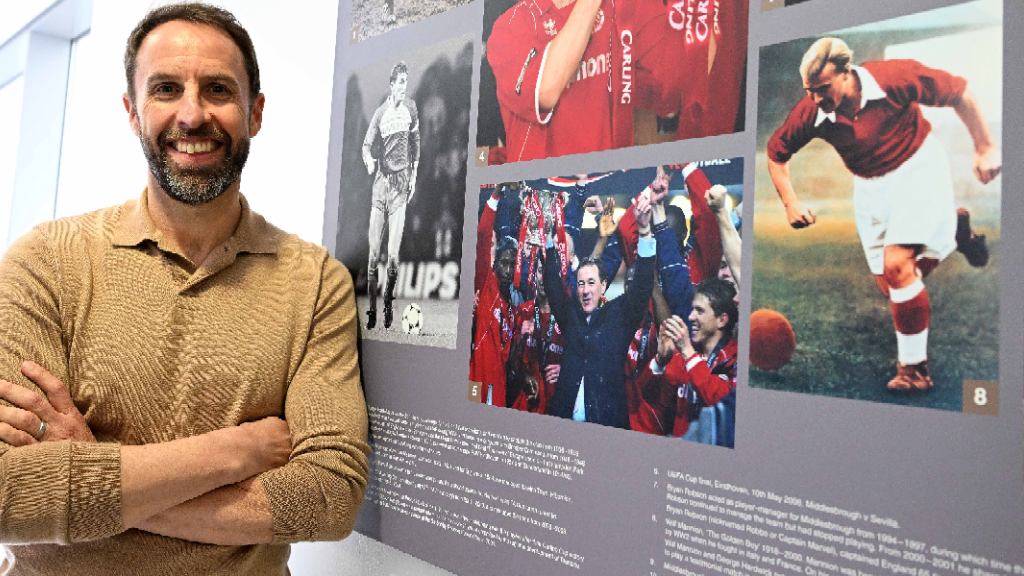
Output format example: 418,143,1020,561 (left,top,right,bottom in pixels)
402,303,423,335
749,309,795,371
